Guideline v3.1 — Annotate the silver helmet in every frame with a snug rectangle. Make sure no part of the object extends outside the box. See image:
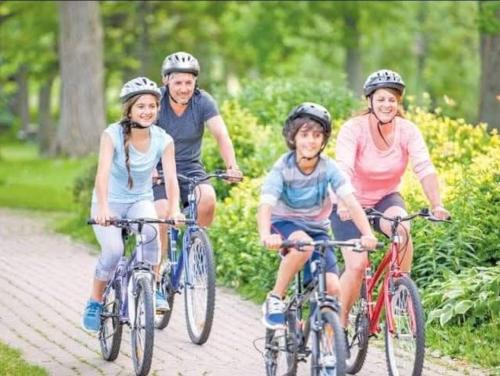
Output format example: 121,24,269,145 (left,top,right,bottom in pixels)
119,77,161,103
363,69,405,97
161,51,200,77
